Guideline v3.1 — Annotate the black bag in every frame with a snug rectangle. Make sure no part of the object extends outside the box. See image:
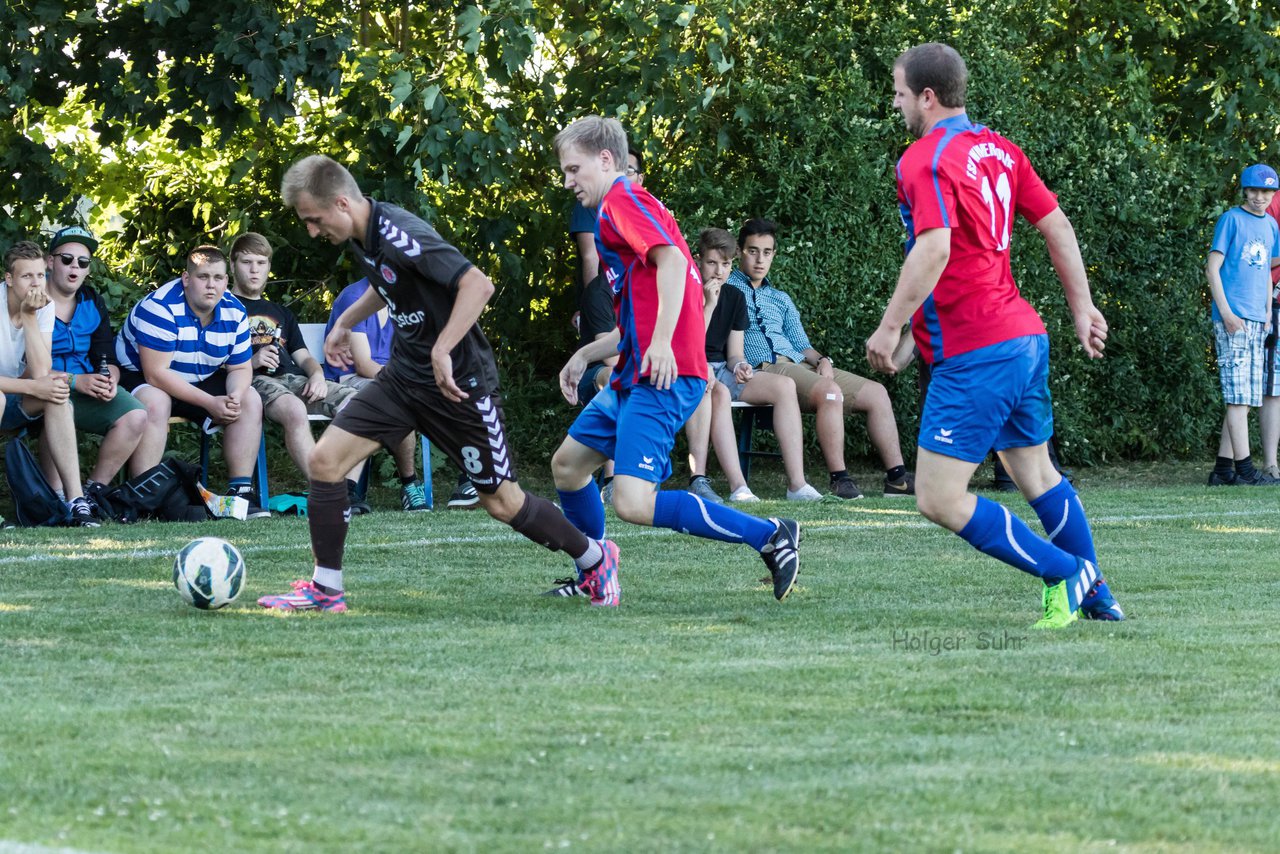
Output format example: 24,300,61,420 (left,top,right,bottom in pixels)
4,435,71,527
92,457,211,523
